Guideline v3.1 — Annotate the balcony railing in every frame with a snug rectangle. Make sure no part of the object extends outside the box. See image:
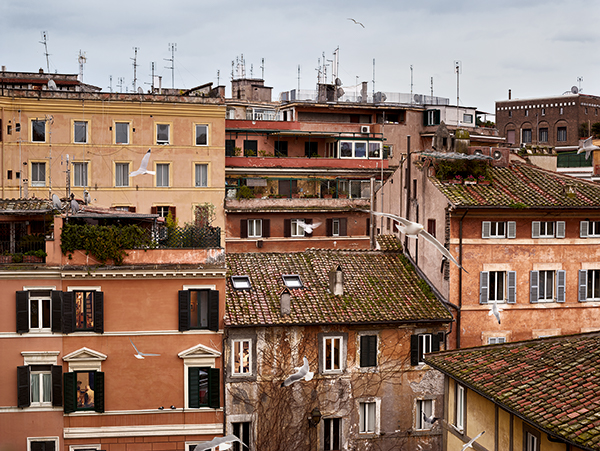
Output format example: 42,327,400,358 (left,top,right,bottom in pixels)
152,226,221,249
245,110,282,121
